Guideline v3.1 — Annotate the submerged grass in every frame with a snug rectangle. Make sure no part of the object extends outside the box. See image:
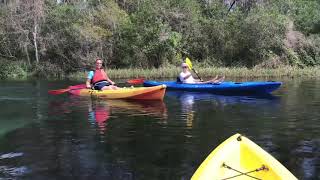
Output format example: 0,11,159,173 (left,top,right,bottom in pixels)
68,66,320,80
